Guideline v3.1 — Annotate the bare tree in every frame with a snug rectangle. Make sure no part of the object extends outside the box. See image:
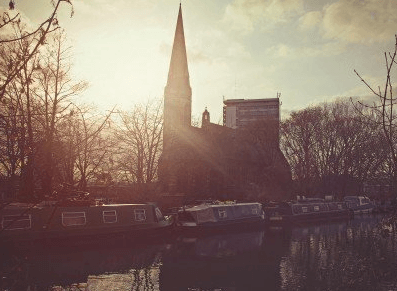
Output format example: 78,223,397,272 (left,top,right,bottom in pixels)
281,100,386,197
71,106,114,191
113,99,163,186
354,35,397,192
0,0,74,100
281,106,321,195
32,30,87,198
0,22,43,199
